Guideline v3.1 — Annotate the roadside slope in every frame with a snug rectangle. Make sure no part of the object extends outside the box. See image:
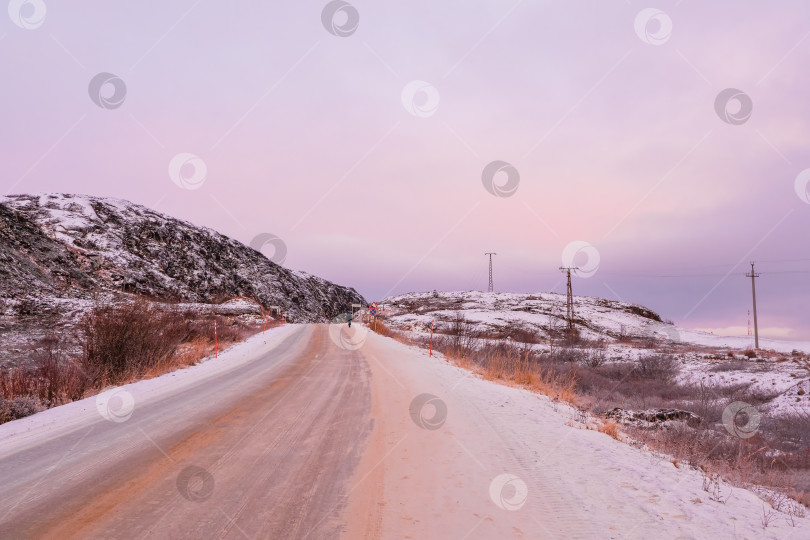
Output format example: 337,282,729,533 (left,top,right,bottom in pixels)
352,331,810,539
